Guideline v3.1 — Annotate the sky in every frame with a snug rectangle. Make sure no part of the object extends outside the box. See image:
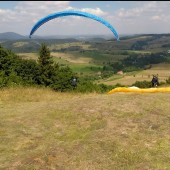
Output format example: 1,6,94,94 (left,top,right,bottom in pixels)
0,1,170,37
